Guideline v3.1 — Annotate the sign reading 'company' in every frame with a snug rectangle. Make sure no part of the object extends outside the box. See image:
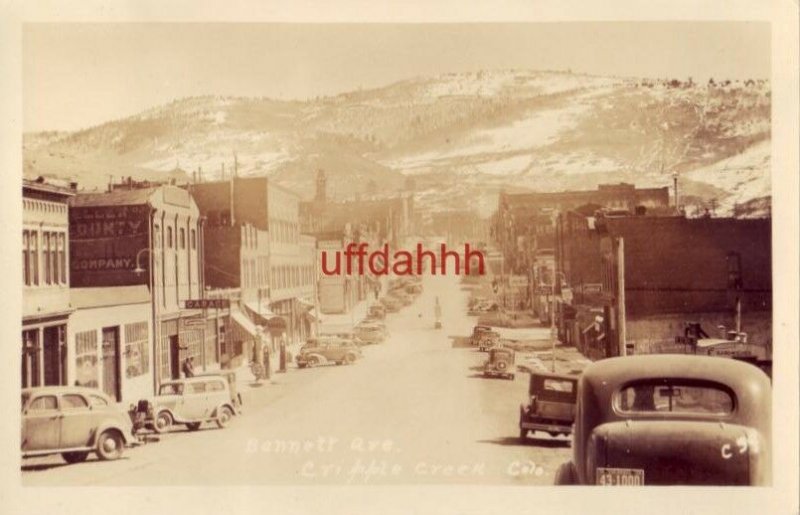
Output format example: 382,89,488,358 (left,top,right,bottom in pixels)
69,204,150,287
